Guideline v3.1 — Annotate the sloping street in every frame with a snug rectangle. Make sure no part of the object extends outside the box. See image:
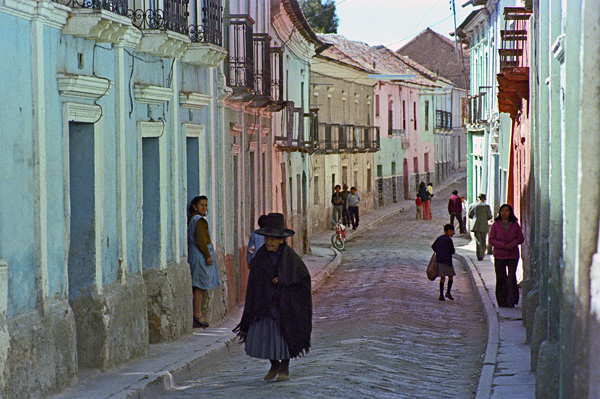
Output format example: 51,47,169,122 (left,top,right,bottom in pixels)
161,180,486,398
